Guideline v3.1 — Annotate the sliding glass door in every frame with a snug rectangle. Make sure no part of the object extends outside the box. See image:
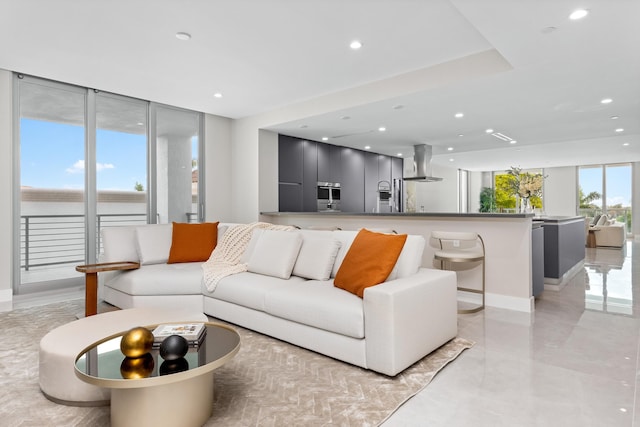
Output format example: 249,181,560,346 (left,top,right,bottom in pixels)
18,78,87,291
14,75,204,295
578,163,631,234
